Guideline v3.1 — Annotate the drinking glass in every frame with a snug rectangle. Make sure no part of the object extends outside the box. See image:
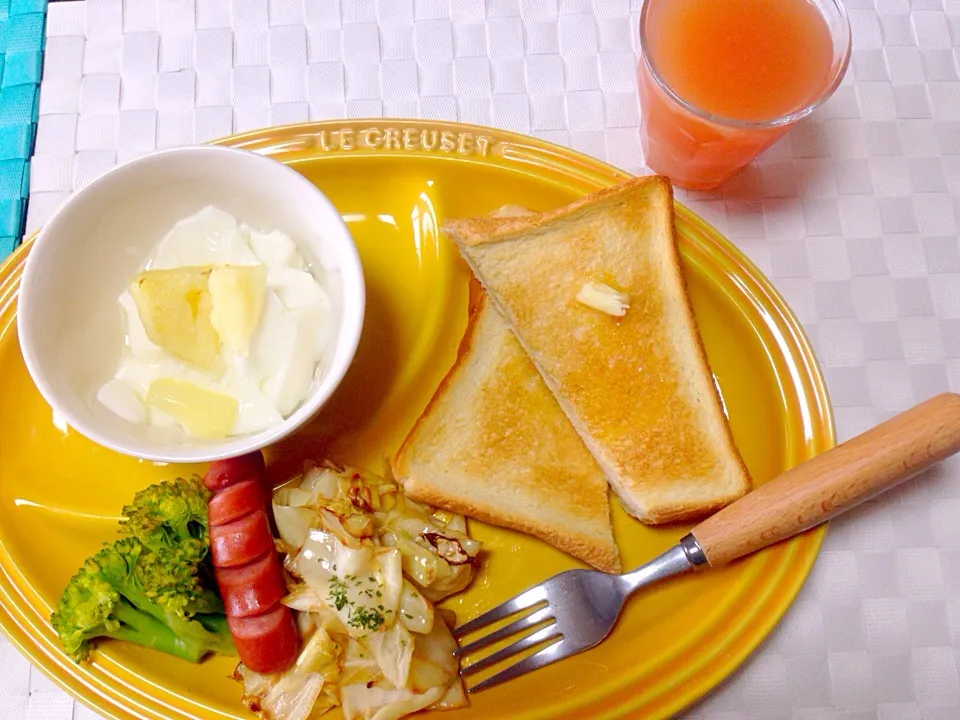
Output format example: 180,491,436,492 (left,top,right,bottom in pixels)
637,0,852,190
